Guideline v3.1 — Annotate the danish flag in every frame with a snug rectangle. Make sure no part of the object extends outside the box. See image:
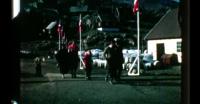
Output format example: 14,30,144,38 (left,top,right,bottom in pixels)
133,0,139,13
